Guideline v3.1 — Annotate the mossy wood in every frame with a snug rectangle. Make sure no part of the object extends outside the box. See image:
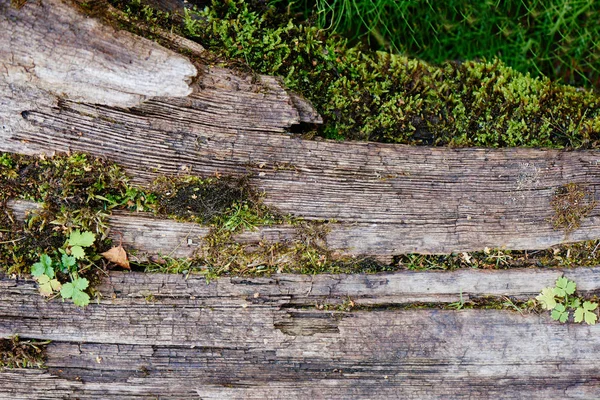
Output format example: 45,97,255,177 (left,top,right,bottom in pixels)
2,0,600,257
3,1,600,398
2,271,600,398
6,199,600,264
